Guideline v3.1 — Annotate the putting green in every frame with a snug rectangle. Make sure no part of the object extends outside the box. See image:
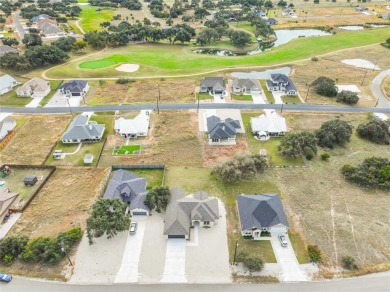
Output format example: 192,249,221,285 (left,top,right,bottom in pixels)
79,55,129,69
